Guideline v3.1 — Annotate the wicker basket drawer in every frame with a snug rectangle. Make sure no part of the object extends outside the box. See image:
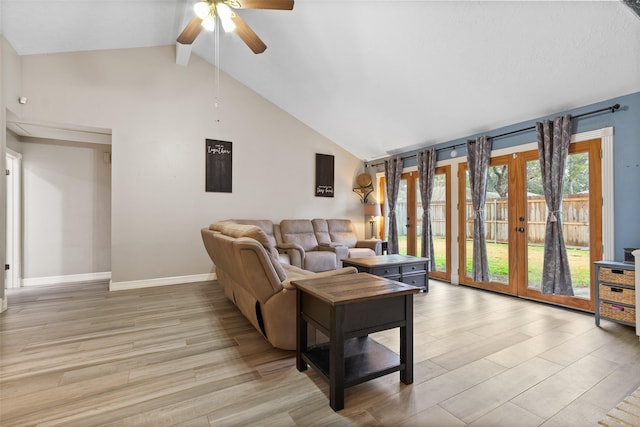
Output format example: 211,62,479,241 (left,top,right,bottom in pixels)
599,267,635,287
599,302,636,325
599,284,636,305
